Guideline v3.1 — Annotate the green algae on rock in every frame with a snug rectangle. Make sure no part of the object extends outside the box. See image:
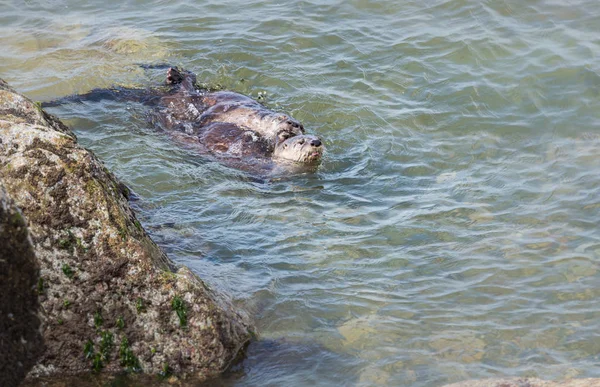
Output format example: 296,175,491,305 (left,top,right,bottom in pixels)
0,78,253,384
